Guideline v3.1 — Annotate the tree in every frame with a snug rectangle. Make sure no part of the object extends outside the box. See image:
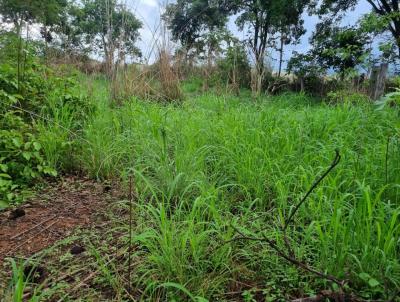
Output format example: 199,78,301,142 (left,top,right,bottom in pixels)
72,0,142,75
164,1,229,69
317,0,400,57
218,39,251,93
287,52,323,91
164,0,231,89
0,0,68,87
359,12,399,65
310,23,370,78
164,0,230,54
231,0,308,96
0,0,67,37
271,1,307,77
